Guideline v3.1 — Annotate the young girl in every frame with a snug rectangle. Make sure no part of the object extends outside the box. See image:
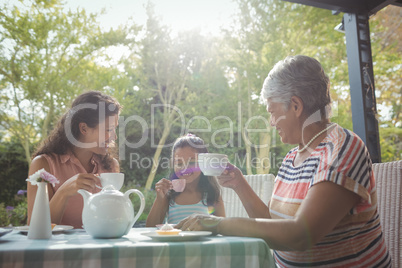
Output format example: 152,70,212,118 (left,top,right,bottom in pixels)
27,91,121,228
146,134,225,226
